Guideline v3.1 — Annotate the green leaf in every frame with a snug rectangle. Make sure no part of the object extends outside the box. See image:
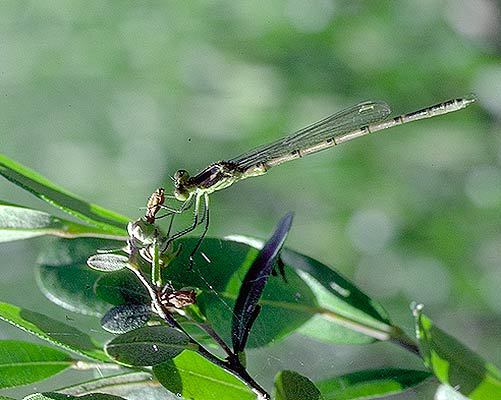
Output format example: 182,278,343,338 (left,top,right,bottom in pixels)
164,237,318,348
36,264,113,317
87,254,130,272
36,237,142,317
0,202,126,243
0,302,108,362
0,396,16,399
0,153,129,235
38,236,391,348
316,368,432,399
53,371,152,396
100,304,151,334
281,248,394,344
37,237,124,267
105,326,192,366
274,370,324,400
415,306,501,399
24,393,127,400
0,340,73,389
153,351,255,400
94,270,150,306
